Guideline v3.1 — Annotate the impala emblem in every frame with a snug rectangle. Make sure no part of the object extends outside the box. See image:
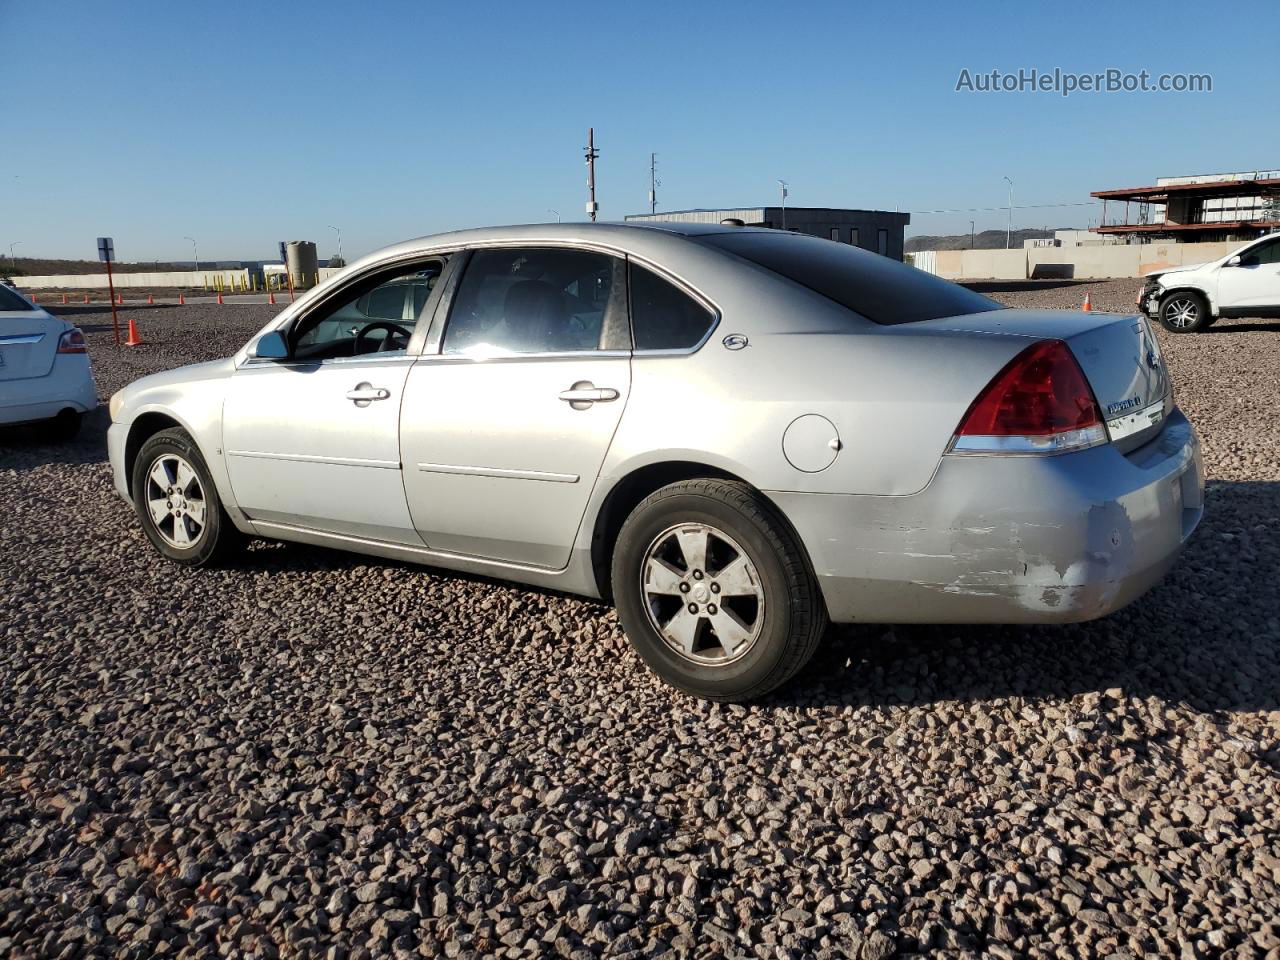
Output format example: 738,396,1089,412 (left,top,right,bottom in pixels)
1107,396,1143,416
722,334,749,351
